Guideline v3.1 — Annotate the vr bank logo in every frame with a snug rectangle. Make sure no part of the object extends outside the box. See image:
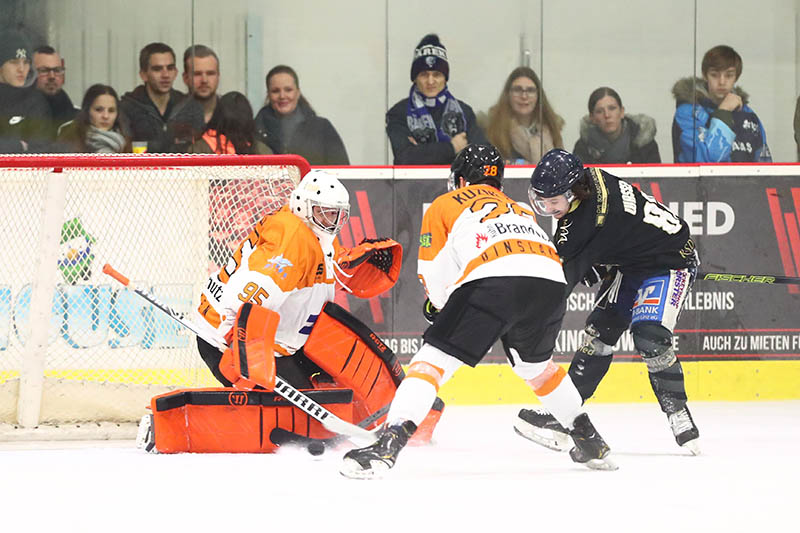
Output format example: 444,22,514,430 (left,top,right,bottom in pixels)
632,278,666,322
